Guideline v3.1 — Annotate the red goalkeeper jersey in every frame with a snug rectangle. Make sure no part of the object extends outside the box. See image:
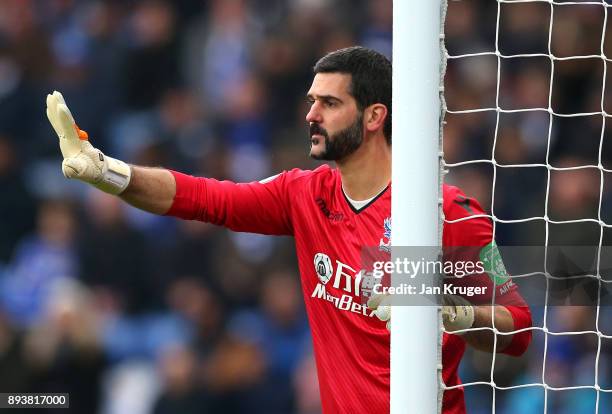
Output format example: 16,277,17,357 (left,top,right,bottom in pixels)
167,165,532,414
